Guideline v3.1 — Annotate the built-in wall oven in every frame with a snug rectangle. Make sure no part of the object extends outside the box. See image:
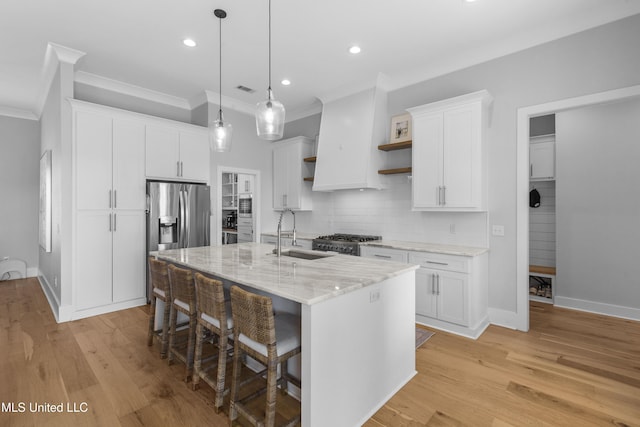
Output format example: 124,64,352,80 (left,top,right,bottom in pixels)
238,194,252,217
